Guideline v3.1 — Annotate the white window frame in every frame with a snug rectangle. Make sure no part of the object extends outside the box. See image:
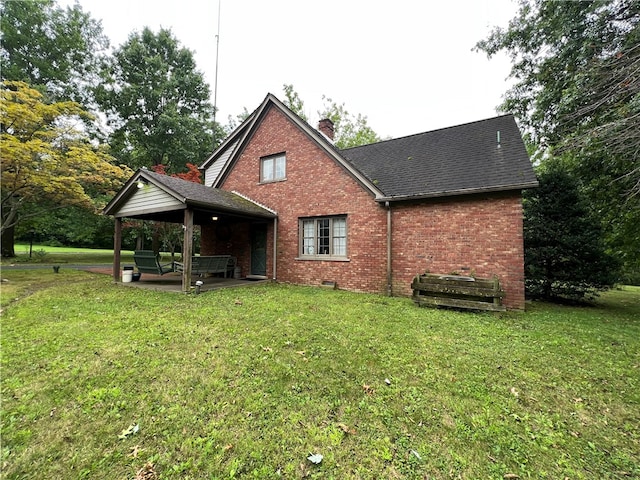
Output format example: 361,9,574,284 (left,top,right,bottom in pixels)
260,153,286,183
299,216,348,259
